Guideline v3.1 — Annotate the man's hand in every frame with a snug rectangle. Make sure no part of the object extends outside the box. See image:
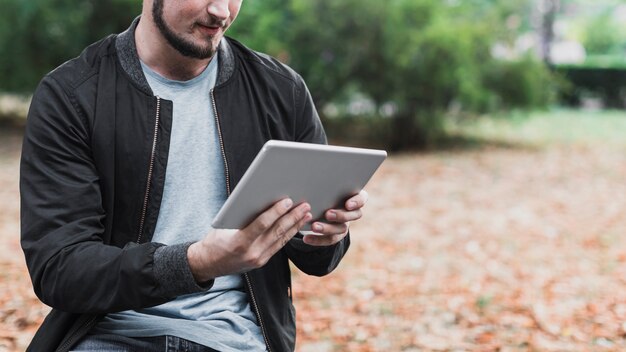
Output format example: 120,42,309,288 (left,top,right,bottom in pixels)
304,190,369,246
187,198,312,283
